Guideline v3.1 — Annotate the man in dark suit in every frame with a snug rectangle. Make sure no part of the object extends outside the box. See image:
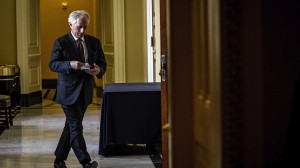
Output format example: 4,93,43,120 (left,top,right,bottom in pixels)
49,10,106,168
